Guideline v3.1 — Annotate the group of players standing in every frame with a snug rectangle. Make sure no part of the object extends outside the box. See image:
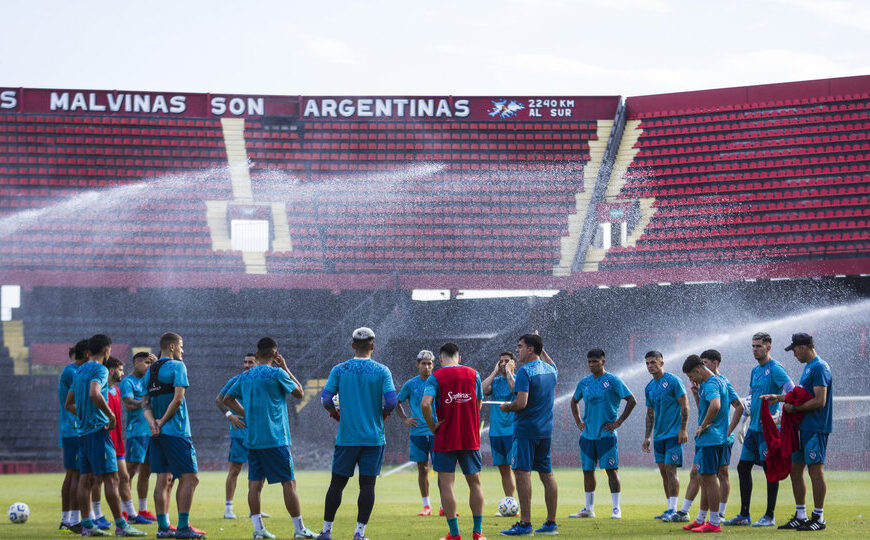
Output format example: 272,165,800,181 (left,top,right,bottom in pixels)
57,326,832,540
